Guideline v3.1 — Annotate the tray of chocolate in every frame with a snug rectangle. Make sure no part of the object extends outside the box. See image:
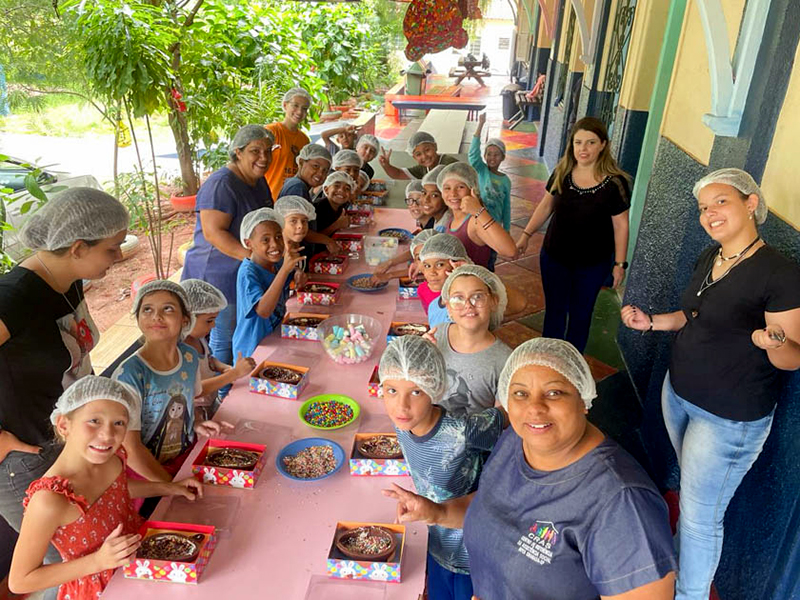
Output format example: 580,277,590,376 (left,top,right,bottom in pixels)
310,252,349,275
204,448,260,470
303,283,337,294
335,526,398,562
281,313,330,341
250,360,309,399
297,281,341,306
260,365,304,384
138,531,207,562
357,435,403,460
285,316,327,327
